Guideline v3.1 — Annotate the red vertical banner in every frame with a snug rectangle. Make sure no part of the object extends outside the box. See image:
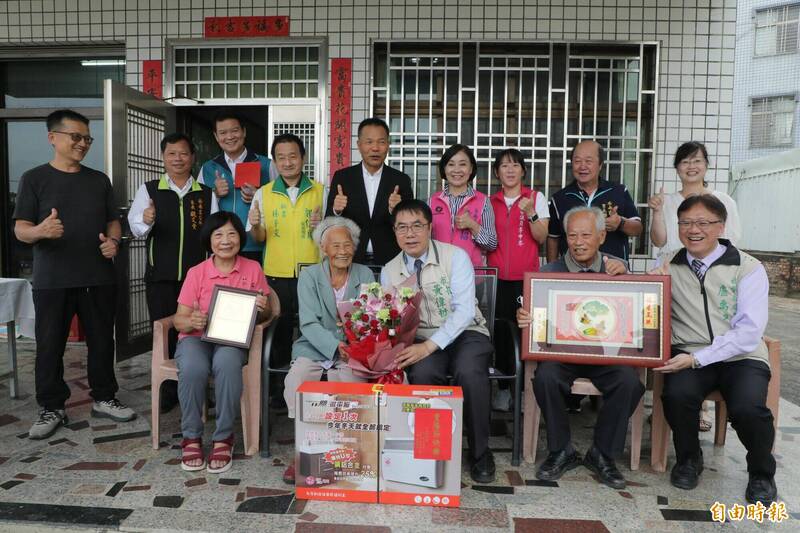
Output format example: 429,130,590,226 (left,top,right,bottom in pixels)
329,58,352,179
142,60,163,99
